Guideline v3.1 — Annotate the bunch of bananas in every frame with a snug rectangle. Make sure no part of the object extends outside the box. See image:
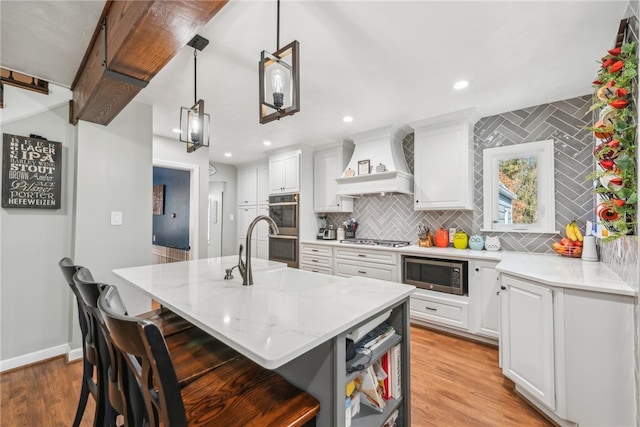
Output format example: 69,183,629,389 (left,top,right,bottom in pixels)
565,220,583,243
551,220,583,257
